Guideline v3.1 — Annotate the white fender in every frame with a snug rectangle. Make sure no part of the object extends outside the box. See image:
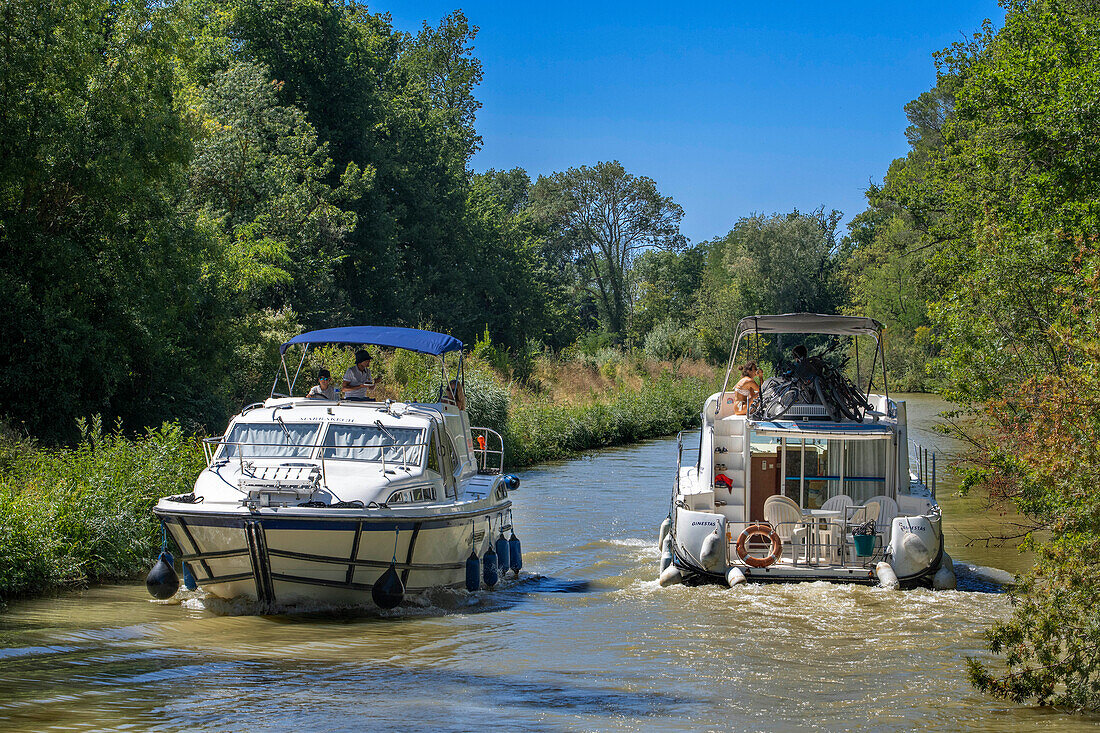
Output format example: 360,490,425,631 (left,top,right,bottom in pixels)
658,517,672,550
726,566,746,586
659,535,674,572
875,561,899,590
659,565,683,587
933,552,957,590
700,526,725,571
